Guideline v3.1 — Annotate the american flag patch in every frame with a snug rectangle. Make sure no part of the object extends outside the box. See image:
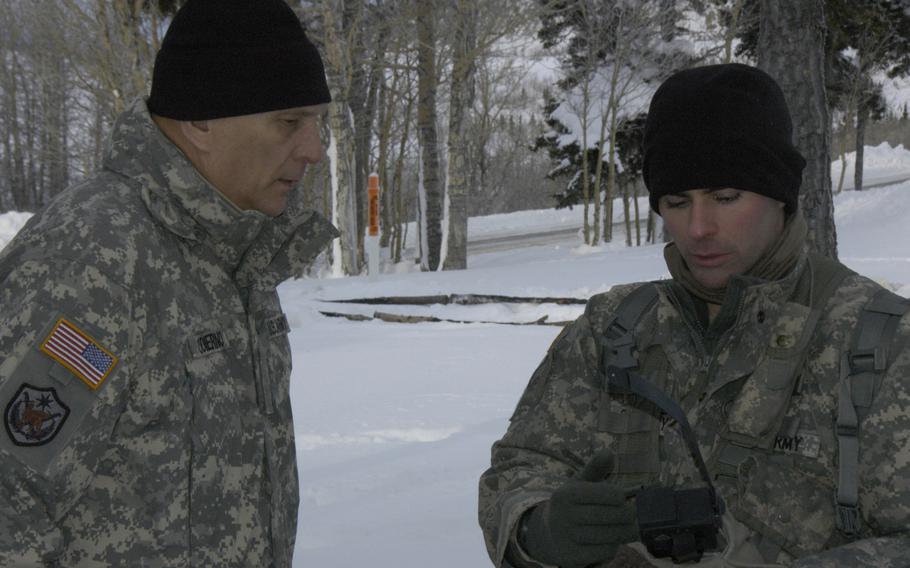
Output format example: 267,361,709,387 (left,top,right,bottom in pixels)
40,319,118,390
